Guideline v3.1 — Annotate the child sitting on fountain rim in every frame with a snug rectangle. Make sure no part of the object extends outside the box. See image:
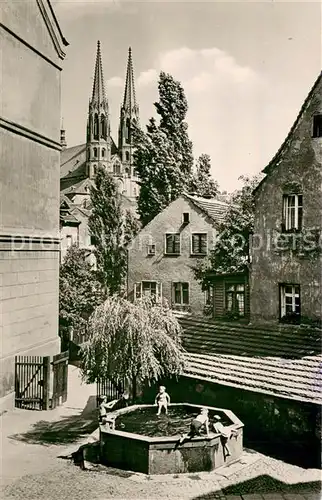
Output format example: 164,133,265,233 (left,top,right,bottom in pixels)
155,386,171,415
98,395,116,429
178,408,210,445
